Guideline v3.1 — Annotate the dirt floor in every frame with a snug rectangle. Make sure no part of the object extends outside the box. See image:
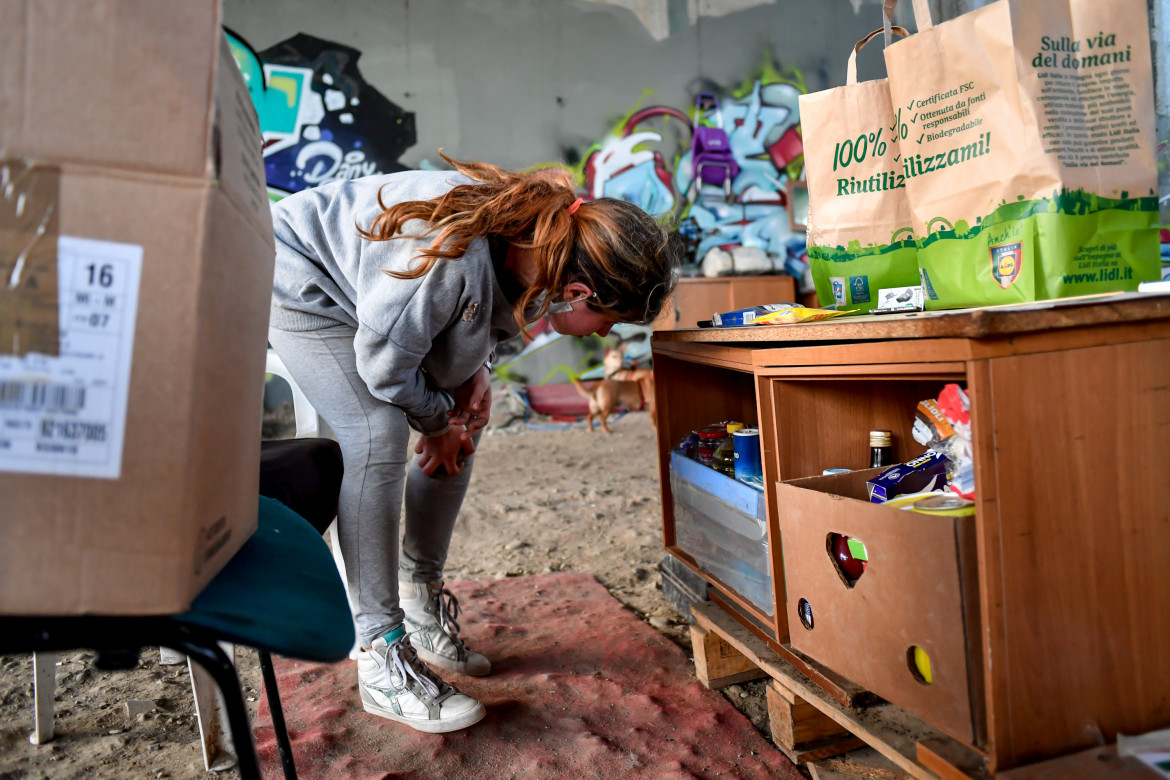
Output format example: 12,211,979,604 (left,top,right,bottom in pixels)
0,411,785,779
